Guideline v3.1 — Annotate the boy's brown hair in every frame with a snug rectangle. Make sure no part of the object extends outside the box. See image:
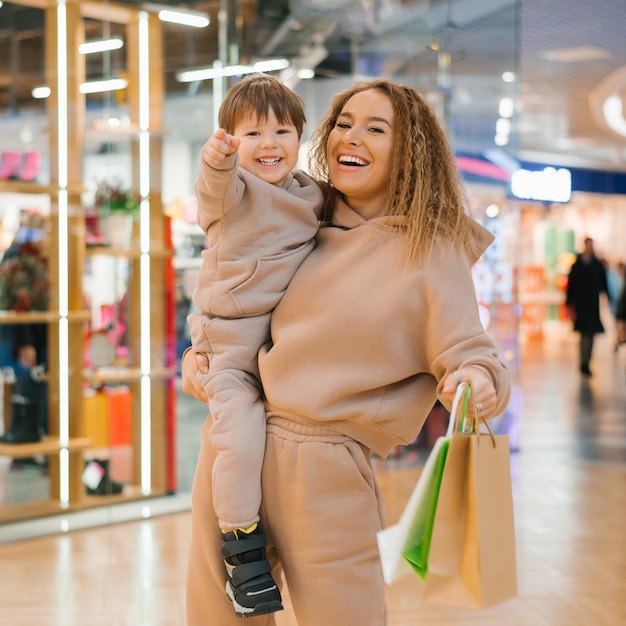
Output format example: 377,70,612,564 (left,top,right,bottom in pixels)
218,73,307,138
